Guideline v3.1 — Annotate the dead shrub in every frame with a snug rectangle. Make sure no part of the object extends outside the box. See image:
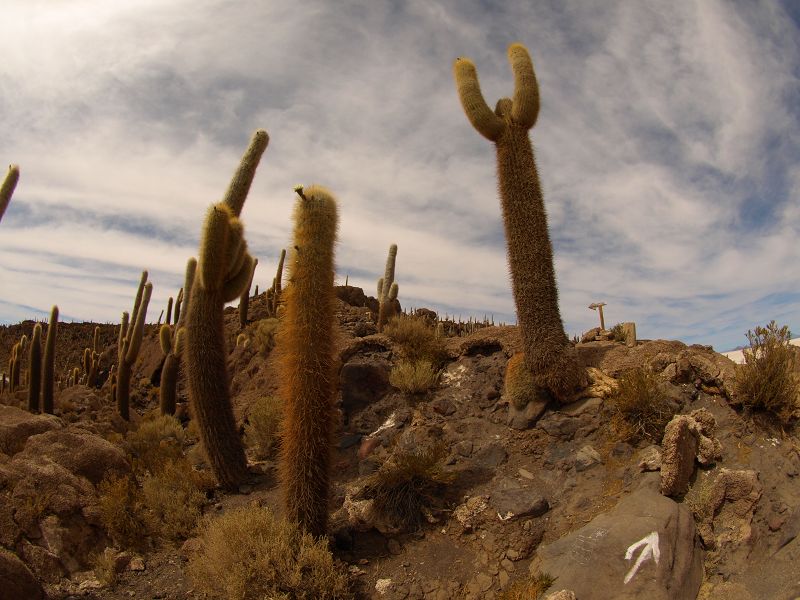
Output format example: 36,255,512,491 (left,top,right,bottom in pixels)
244,395,282,459
360,443,454,531
384,315,448,366
141,459,205,542
734,320,799,425
127,415,185,475
605,366,676,443
252,317,280,356
91,548,118,586
97,473,147,549
389,360,439,394
498,571,555,600
187,506,351,600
